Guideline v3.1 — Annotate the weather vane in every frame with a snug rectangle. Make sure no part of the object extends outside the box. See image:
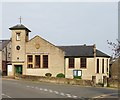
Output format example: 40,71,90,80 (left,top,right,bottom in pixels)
19,16,22,24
